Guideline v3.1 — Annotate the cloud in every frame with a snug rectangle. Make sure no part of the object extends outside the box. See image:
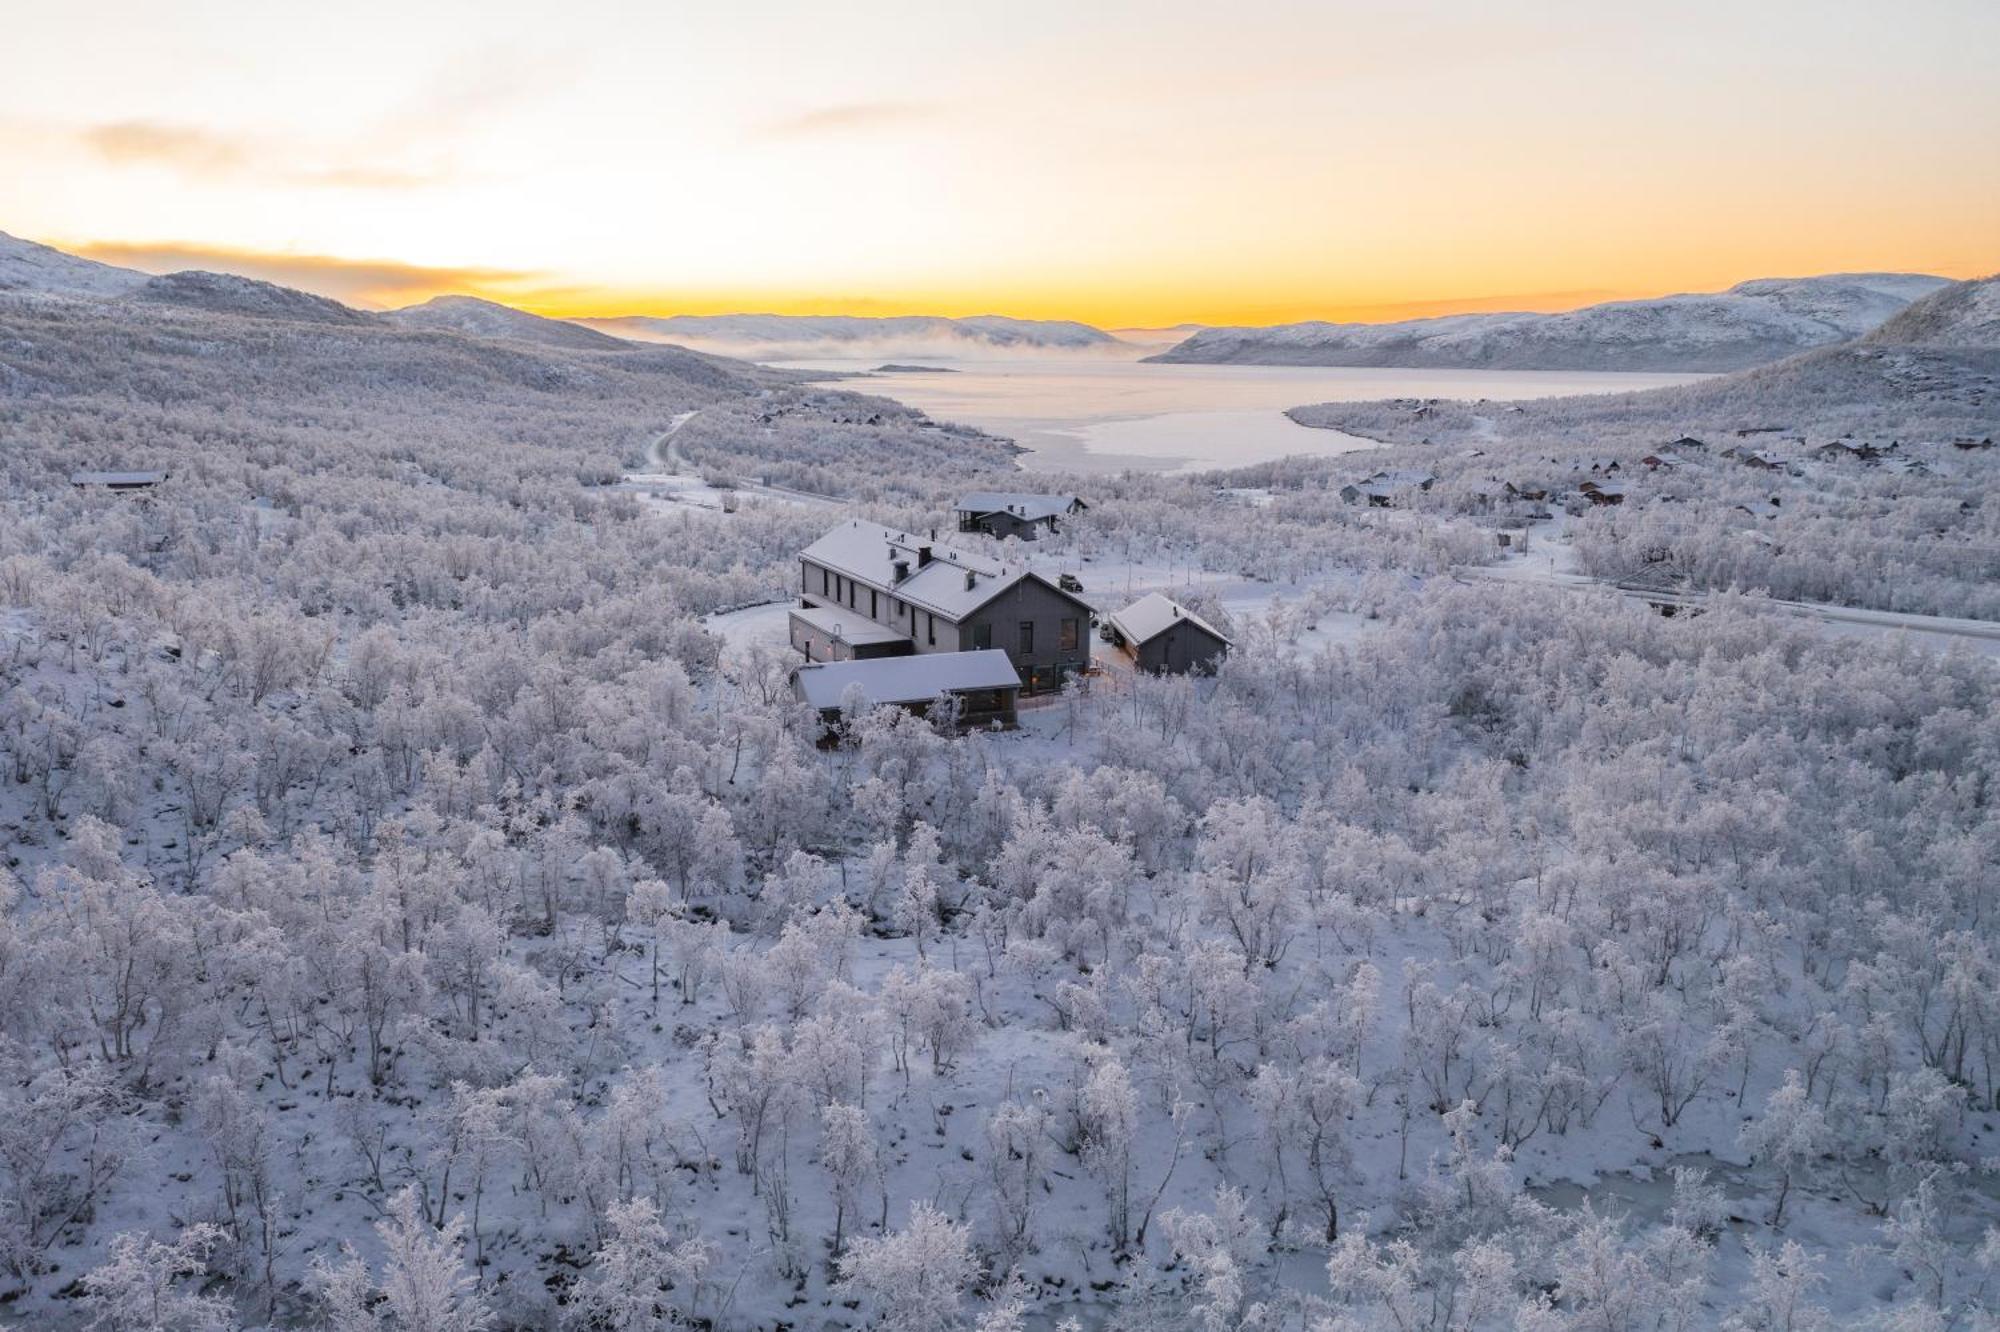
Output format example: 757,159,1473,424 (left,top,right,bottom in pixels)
75,117,444,189
71,241,540,308
82,120,249,172
759,101,938,138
